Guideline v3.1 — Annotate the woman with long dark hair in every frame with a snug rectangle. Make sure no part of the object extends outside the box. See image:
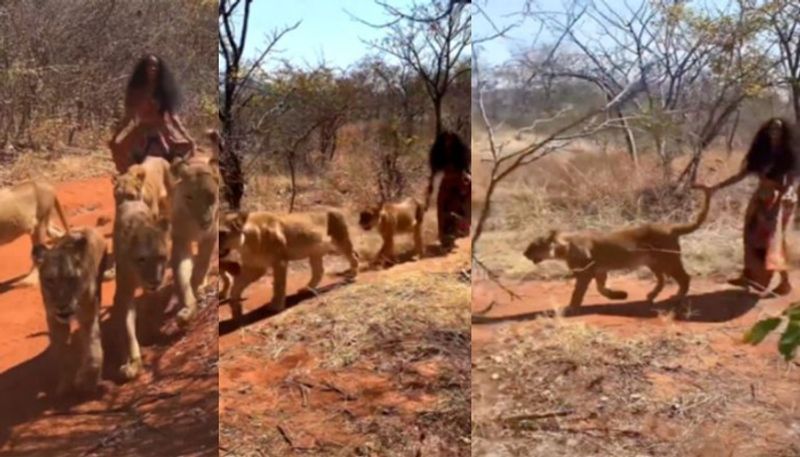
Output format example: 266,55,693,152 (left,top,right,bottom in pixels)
706,117,800,295
427,131,471,249
108,54,195,173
